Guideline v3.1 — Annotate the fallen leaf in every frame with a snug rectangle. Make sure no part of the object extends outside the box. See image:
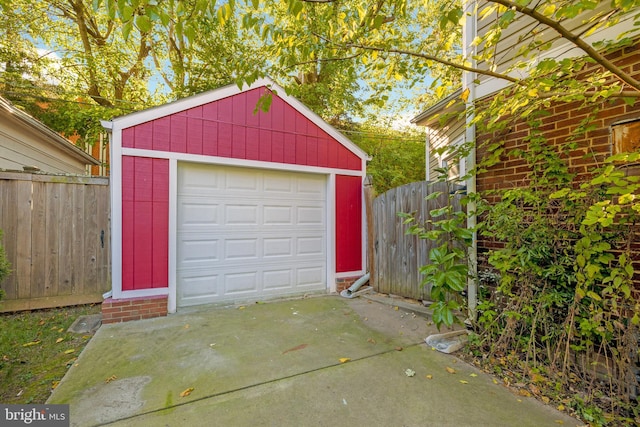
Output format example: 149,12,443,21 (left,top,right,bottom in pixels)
238,306,246,310
492,378,499,385
445,367,456,374
64,349,75,354
339,358,351,364
554,421,564,425
180,387,194,397
184,324,190,329
38,320,45,326
518,389,531,397
405,369,416,377
367,338,376,344
469,373,477,377
425,374,433,379
541,396,550,404
395,346,403,351
105,375,117,383
283,343,308,354
56,338,64,343
393,306,399,311
459,380,468,384
57,328,64,333
557,404,565,411
23,340,41,347
51,381,60,390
